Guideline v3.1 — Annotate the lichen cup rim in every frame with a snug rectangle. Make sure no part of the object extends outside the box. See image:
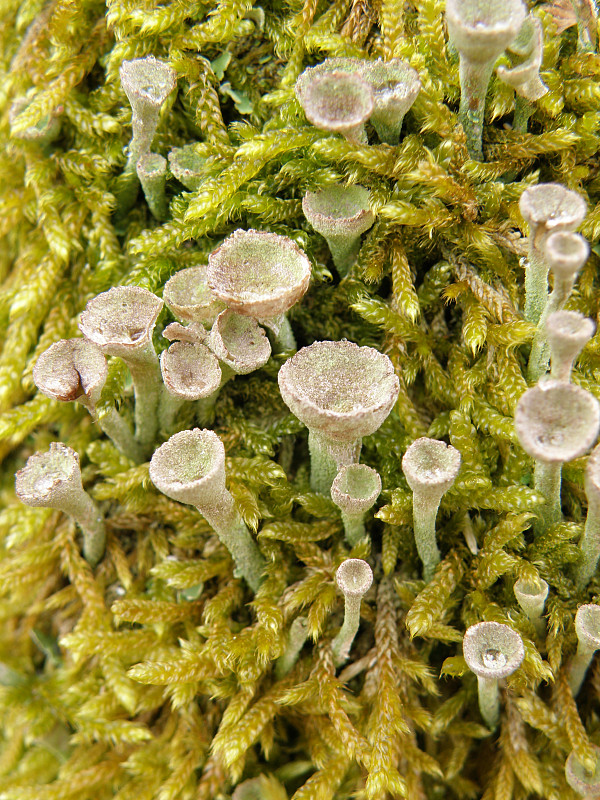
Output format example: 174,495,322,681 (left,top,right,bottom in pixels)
33,338,107,404
545,310,596,347
463,620,525,680
574,603,600,651
15,442,81,507
335,558,374,598
543,230,590,279
402,437,462,494
331,463,382,513
445,0,527,63
207,228,312,319
79,286,164,359
513,576,549,601
277,339,400,443
209,309,272,374
163,265,226,325
566,745,600,795
149,427,226,507
119,55,177,108
298,71,374,134
302,185,374,238
514,380,600,463
519,183,588,234
160,341,222,400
